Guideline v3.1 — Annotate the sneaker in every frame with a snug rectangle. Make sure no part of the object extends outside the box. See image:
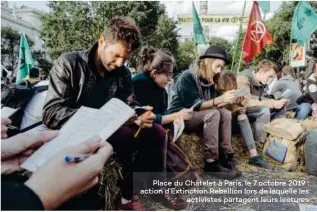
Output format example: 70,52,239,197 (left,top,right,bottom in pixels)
117,196,150,211
204,161,241,179
248,155,274,170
